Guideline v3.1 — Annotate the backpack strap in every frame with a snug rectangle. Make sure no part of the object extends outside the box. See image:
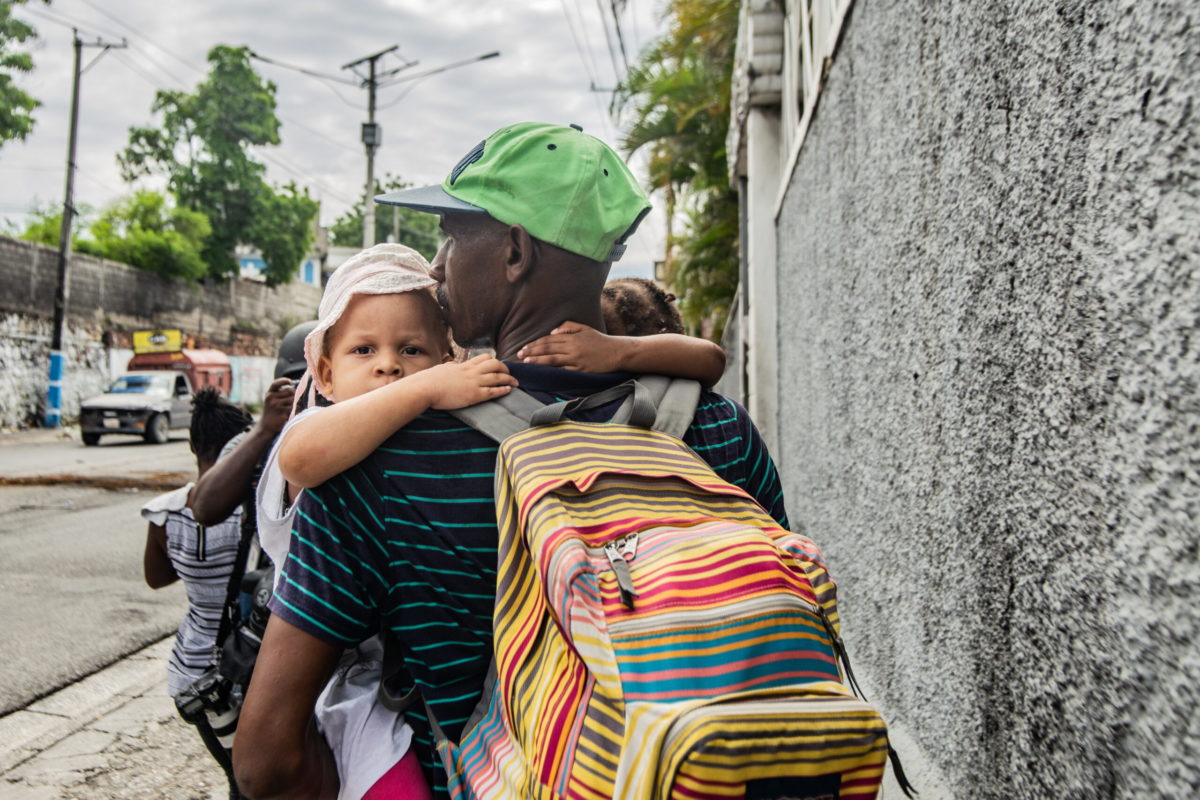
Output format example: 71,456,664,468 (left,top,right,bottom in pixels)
530,379,656,428
643,376,701,440
450,377,702,443
448,388,545,443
